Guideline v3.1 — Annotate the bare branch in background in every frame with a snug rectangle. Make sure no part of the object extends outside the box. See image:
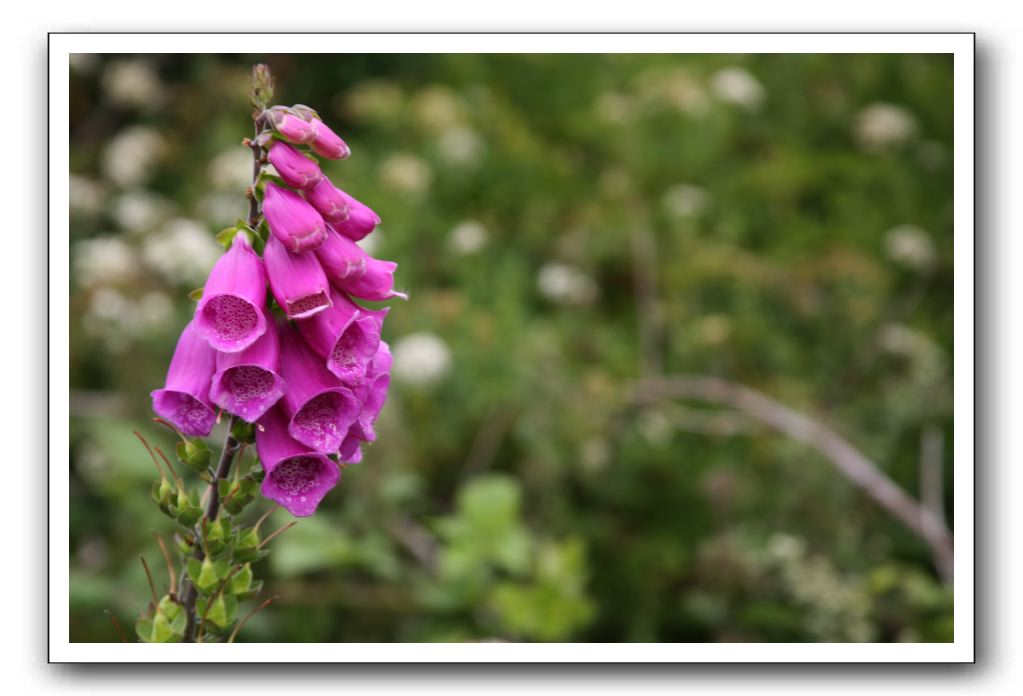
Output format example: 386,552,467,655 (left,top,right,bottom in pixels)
920,425,947,531
629,375,954,584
